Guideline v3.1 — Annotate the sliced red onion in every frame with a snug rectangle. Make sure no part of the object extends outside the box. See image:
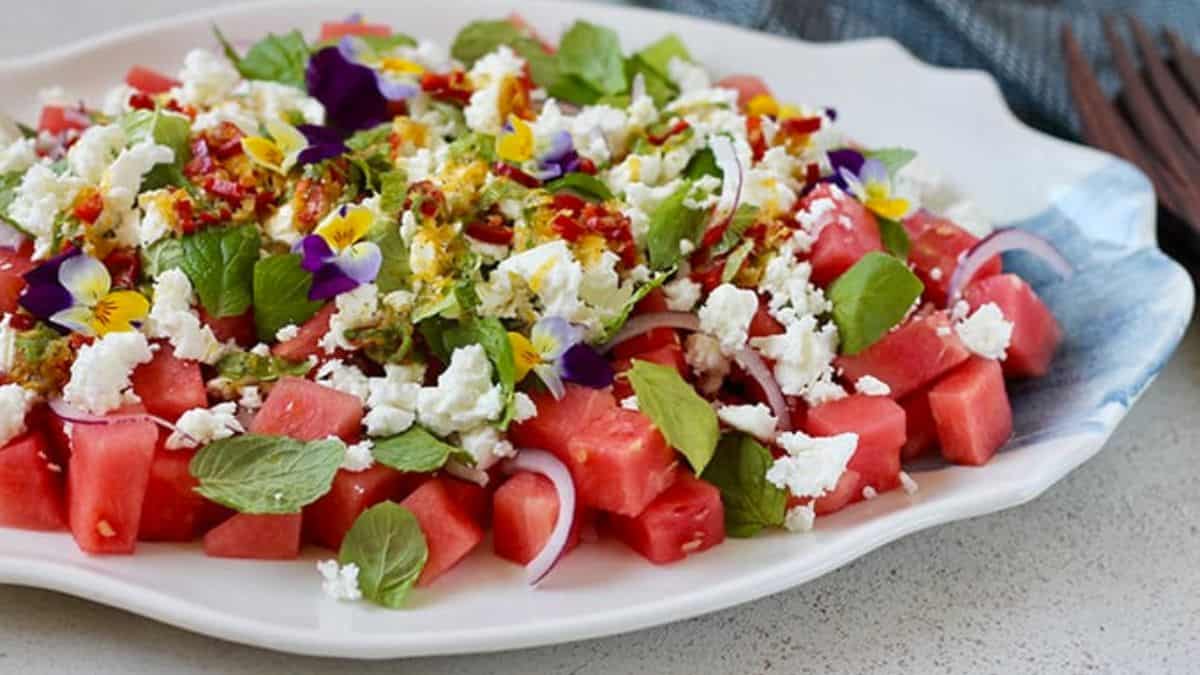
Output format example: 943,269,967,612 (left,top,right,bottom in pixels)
445,459,490,487
48,398,195,444
733,349,792,433
503,450,576,586
946,228,1074,305
601,311,701,354
704,134,745,235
